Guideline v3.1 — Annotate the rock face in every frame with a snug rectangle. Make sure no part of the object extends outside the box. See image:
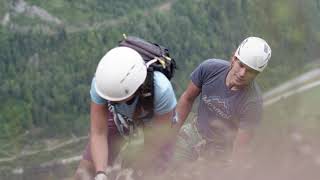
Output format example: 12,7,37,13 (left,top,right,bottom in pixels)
11,0,62,25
